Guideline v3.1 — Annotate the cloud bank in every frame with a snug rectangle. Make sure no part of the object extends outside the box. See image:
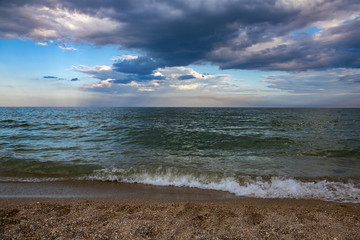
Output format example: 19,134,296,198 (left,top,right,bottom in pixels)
1,0,359,72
